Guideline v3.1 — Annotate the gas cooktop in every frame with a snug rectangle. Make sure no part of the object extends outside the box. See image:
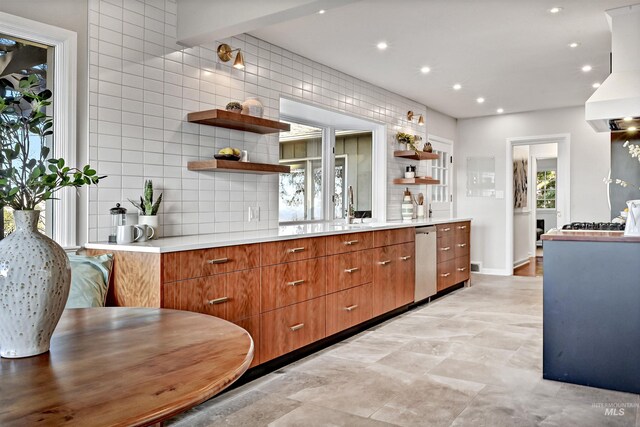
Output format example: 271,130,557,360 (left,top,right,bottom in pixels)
561,222,625,231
